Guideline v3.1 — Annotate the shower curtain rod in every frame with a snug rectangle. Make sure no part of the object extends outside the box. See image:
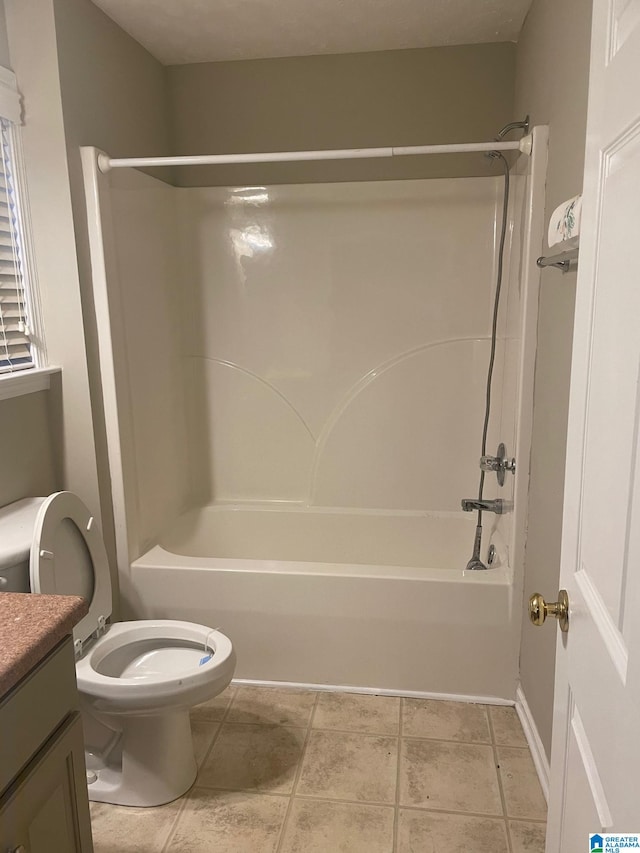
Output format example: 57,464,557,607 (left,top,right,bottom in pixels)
97,138,529,172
